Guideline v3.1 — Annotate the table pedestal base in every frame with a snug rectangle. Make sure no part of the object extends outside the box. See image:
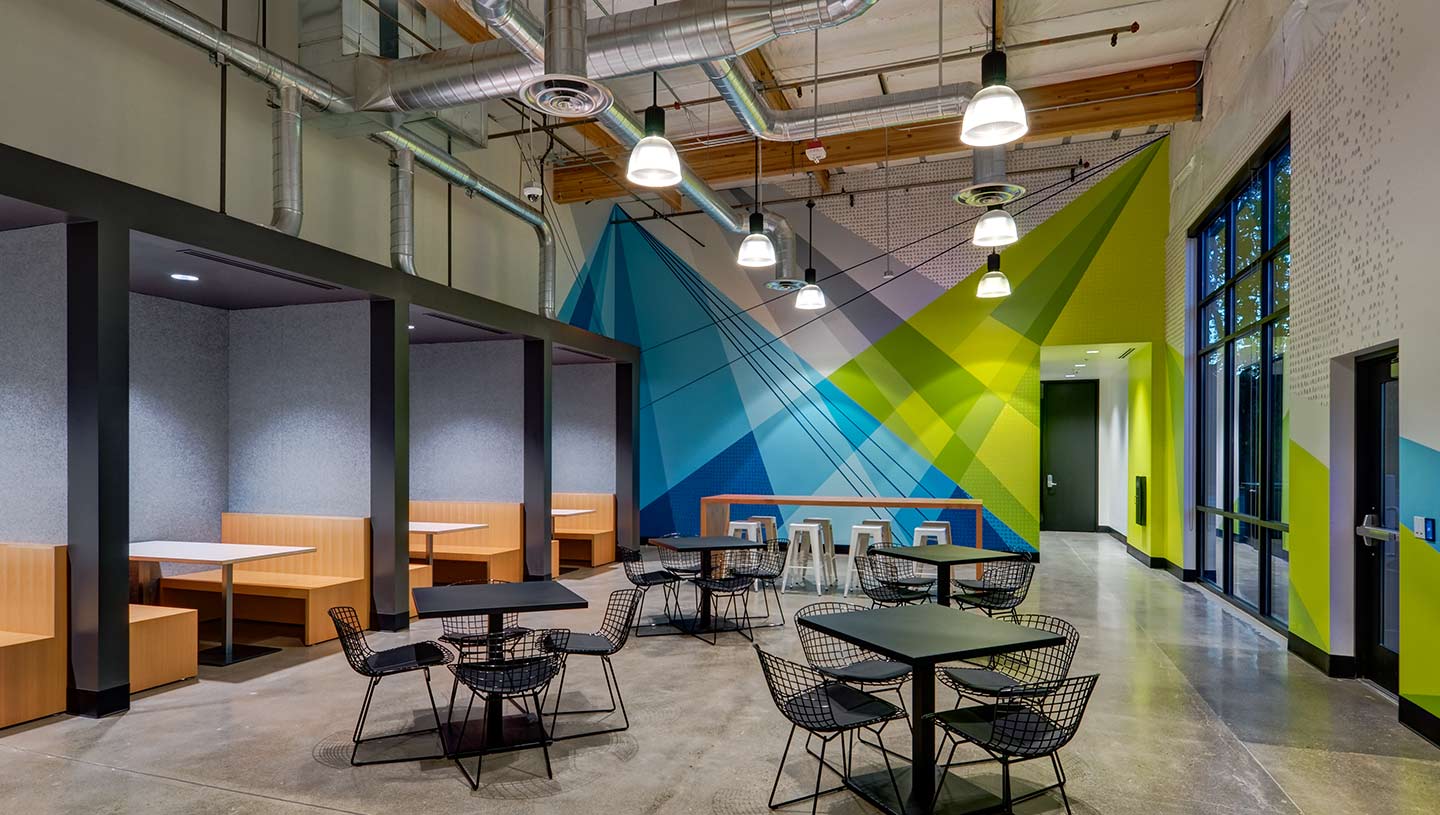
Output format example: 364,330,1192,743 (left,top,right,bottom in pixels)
197,643,281,666
848,766,1029,815
441,713,549,758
